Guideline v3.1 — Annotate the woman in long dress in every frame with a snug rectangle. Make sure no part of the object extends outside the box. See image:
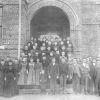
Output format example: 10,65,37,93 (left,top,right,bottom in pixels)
0,60,5,96
27,58,35,85
35,59,42,85
4,61,16,96
17,58,28,85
